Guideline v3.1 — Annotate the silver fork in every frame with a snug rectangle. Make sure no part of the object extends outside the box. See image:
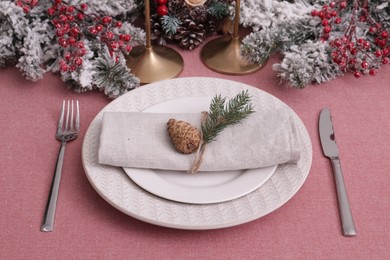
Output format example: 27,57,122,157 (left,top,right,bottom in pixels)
41,100,80,232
